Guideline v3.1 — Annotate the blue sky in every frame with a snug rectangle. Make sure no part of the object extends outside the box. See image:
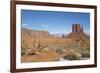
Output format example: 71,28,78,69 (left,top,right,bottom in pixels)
21,10,90,34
